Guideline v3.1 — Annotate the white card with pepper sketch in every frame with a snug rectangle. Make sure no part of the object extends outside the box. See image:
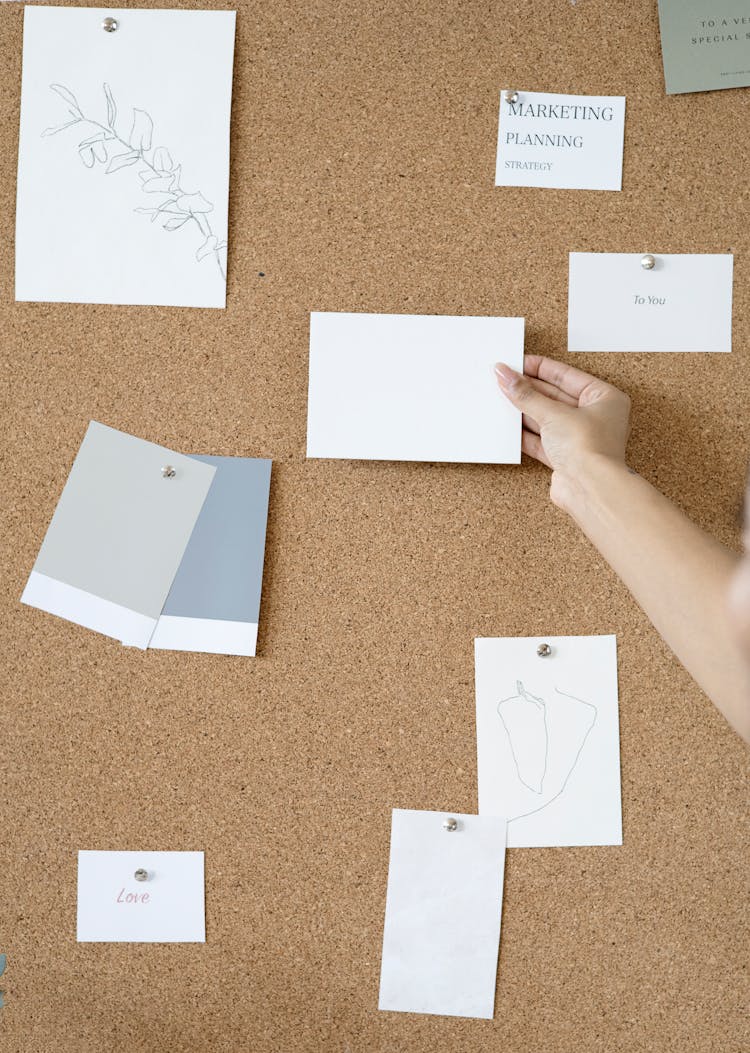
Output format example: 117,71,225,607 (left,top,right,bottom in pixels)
475,635,622,848
15,7,236,308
